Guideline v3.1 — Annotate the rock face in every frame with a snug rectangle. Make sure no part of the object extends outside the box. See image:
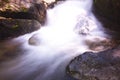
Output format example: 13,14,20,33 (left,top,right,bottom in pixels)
67,45,120,80
93,0,120,24
93,0,120,39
